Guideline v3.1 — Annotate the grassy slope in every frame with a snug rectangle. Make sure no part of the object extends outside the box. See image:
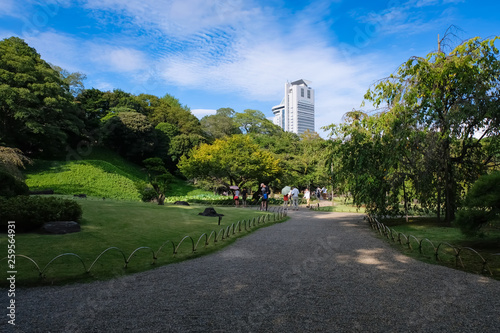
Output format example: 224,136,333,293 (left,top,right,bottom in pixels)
24,148,207,200
0,199,277,286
